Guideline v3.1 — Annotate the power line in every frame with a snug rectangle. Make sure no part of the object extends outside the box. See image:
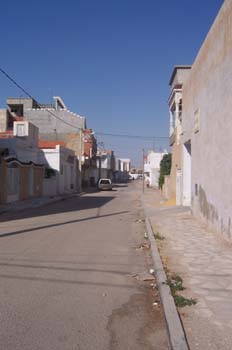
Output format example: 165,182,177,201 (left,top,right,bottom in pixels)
0,68,35,100
0,67,82,131
95,132,168,140
0,67,169,140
